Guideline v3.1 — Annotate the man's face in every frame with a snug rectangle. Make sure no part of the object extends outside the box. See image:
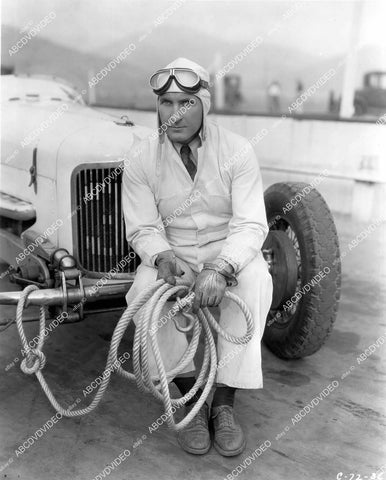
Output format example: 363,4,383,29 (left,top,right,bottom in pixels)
158,92,203,144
